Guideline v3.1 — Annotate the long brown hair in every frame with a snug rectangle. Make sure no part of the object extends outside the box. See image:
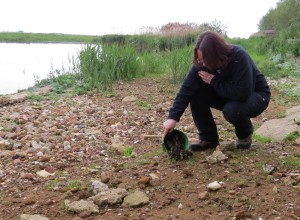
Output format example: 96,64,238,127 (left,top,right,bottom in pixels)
193,31,232,70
